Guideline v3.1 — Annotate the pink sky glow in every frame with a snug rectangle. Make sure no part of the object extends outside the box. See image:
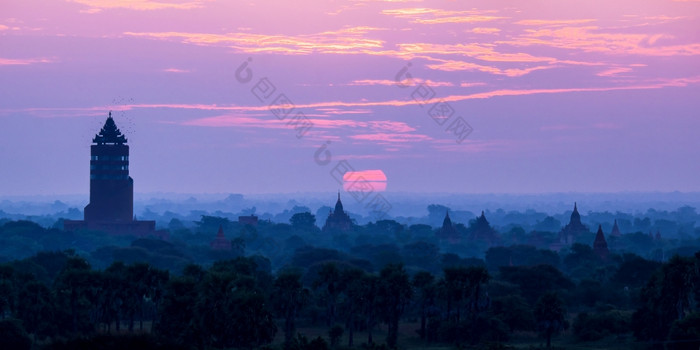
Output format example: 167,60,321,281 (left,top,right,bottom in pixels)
0,0,699,196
